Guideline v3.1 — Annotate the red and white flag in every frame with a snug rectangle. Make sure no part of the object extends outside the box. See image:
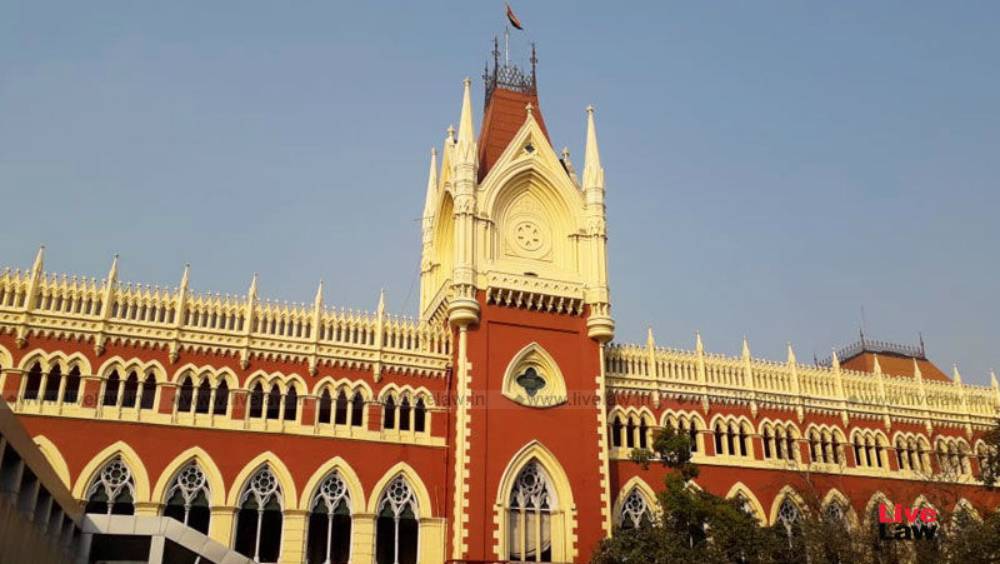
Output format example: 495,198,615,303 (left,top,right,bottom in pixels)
506,3,524,30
